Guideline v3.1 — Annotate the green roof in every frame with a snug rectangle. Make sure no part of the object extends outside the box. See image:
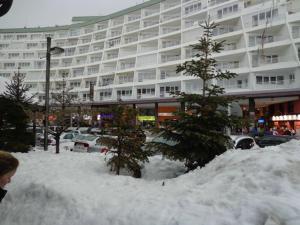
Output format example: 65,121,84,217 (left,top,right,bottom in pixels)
0,0,162,33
